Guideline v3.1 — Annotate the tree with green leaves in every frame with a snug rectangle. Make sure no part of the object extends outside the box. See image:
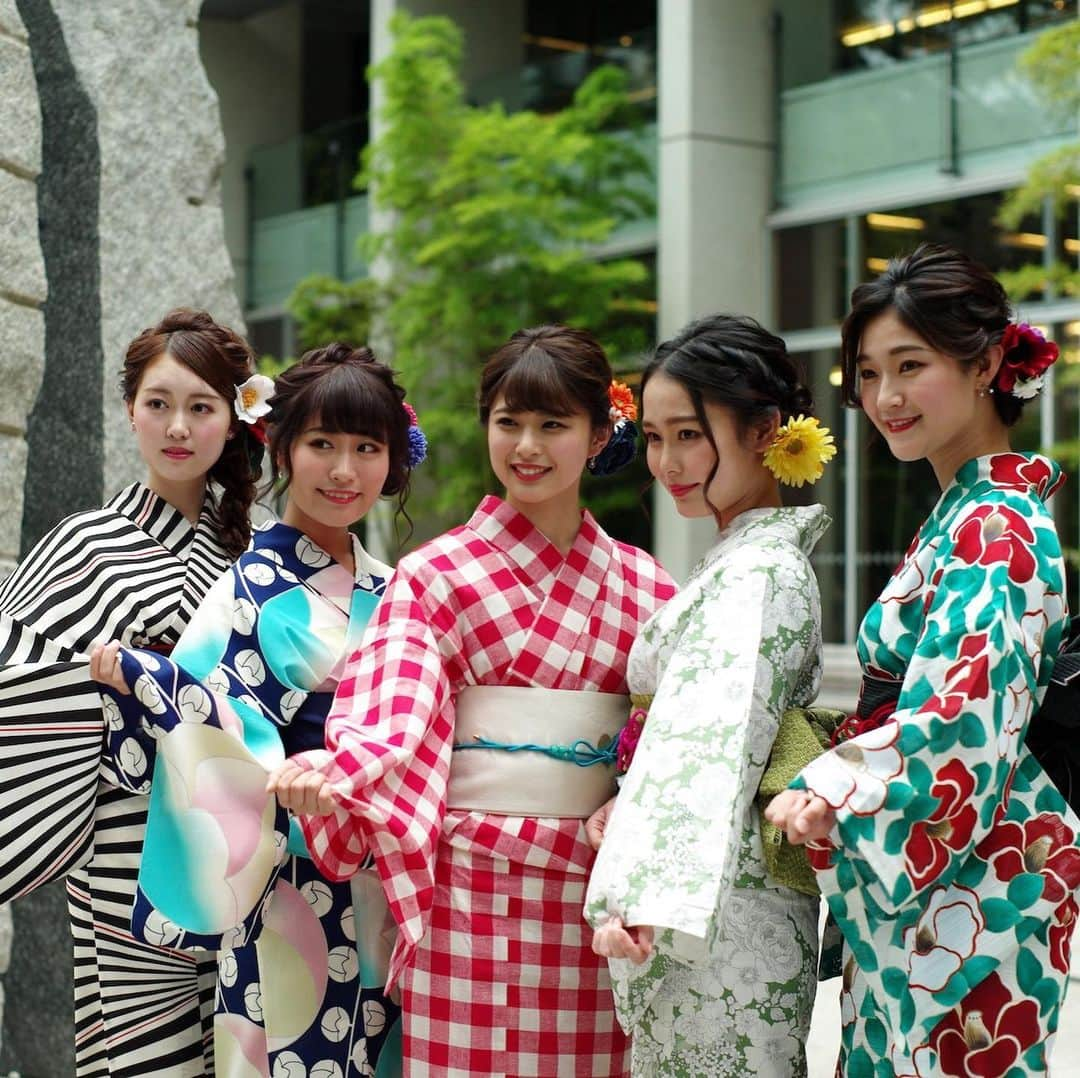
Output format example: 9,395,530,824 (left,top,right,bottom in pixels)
289,12,655,541
997,19,1079,301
